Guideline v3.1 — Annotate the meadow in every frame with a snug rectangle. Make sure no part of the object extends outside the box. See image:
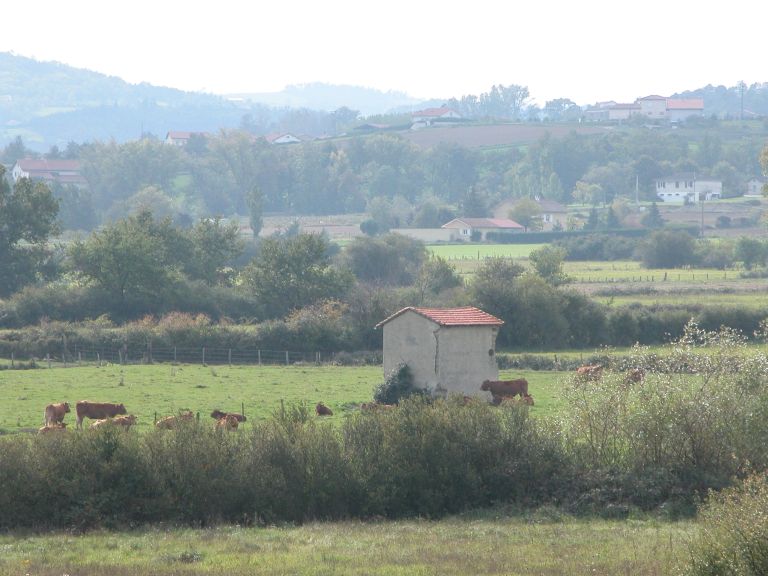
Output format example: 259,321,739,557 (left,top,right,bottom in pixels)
0,364,568,433
427,243,545,260
0,514,693,575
